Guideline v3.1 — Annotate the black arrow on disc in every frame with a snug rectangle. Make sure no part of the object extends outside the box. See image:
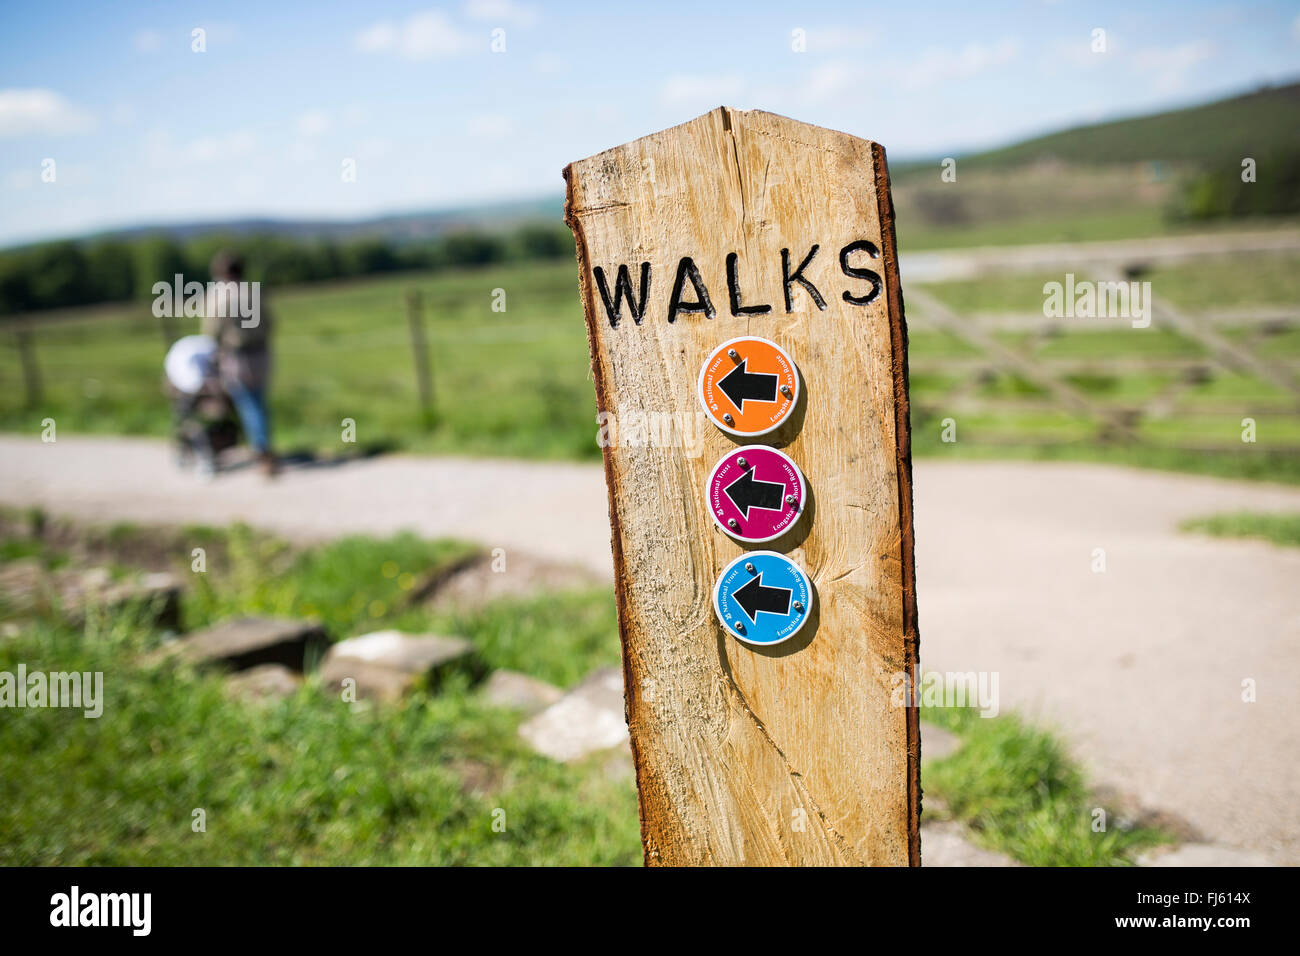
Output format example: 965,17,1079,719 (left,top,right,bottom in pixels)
733,572,793,624
718,358,779,413
724,469,784,519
